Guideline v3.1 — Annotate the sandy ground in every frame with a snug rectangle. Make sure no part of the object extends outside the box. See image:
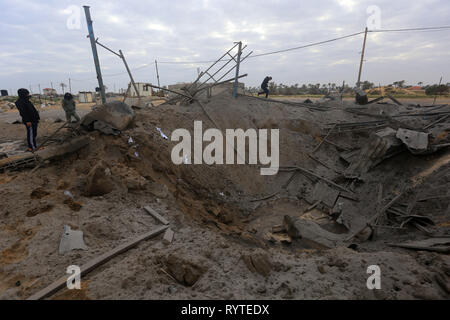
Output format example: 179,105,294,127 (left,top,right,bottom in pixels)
0,92,449,300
